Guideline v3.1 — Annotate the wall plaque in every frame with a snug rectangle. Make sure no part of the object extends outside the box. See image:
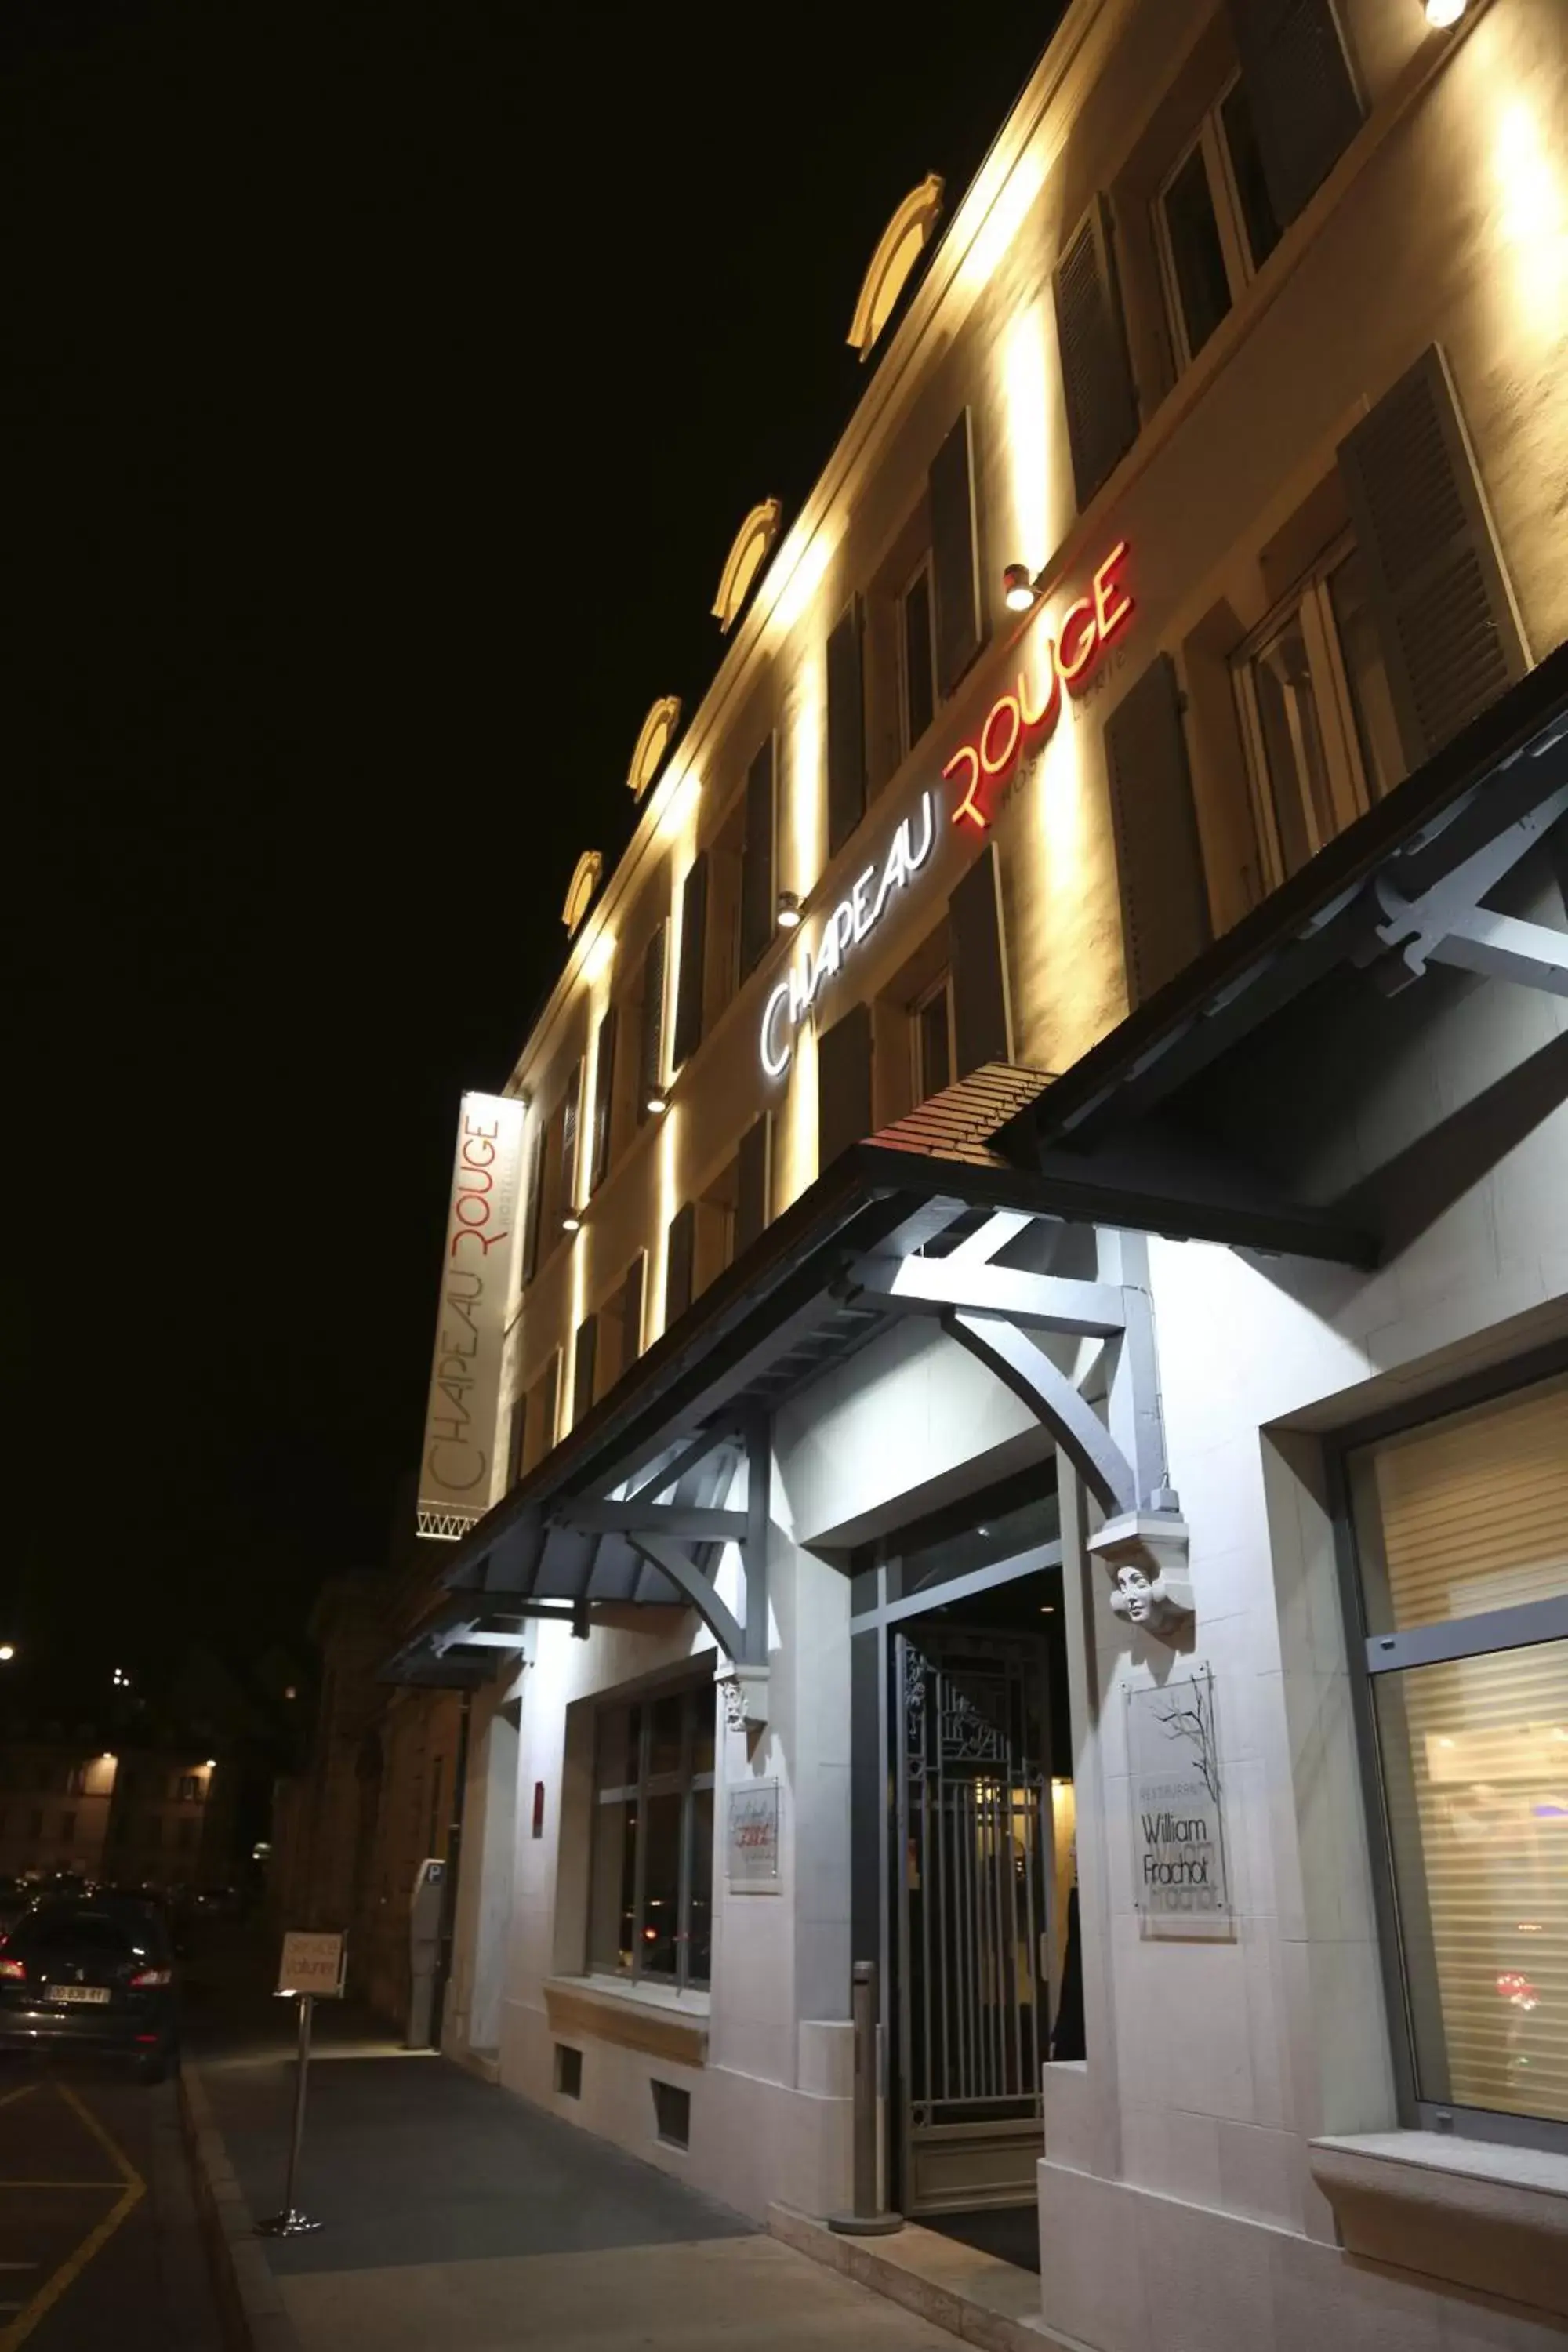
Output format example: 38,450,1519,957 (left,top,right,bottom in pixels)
1127,1667,1231,1938
726,1777,782,1893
